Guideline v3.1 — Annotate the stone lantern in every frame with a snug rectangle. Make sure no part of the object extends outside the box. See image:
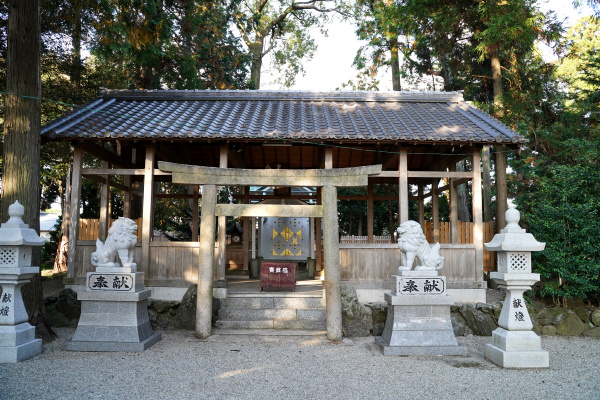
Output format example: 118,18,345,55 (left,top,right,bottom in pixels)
484,206,548,368
0,201,45,363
